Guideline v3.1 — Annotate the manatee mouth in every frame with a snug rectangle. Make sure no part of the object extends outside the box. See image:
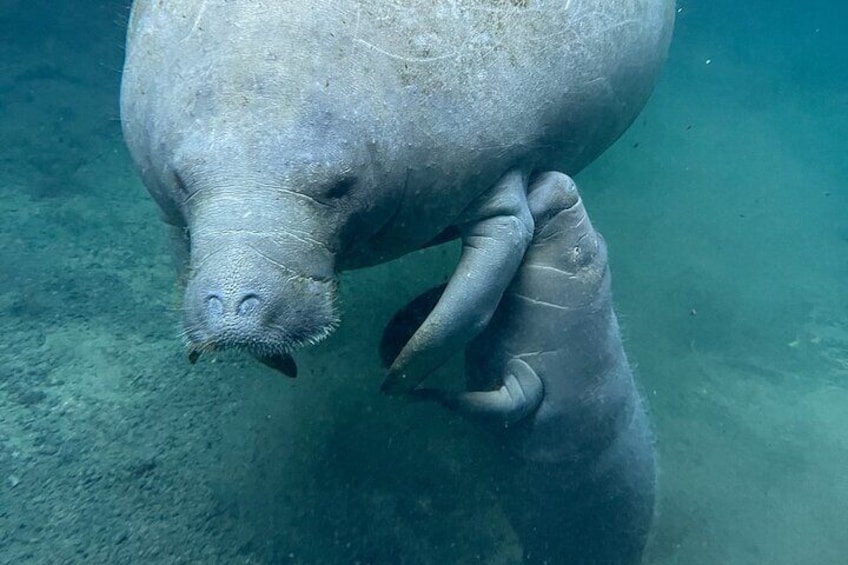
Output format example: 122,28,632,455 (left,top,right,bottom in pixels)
180,269,339,374
188,346,301,379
